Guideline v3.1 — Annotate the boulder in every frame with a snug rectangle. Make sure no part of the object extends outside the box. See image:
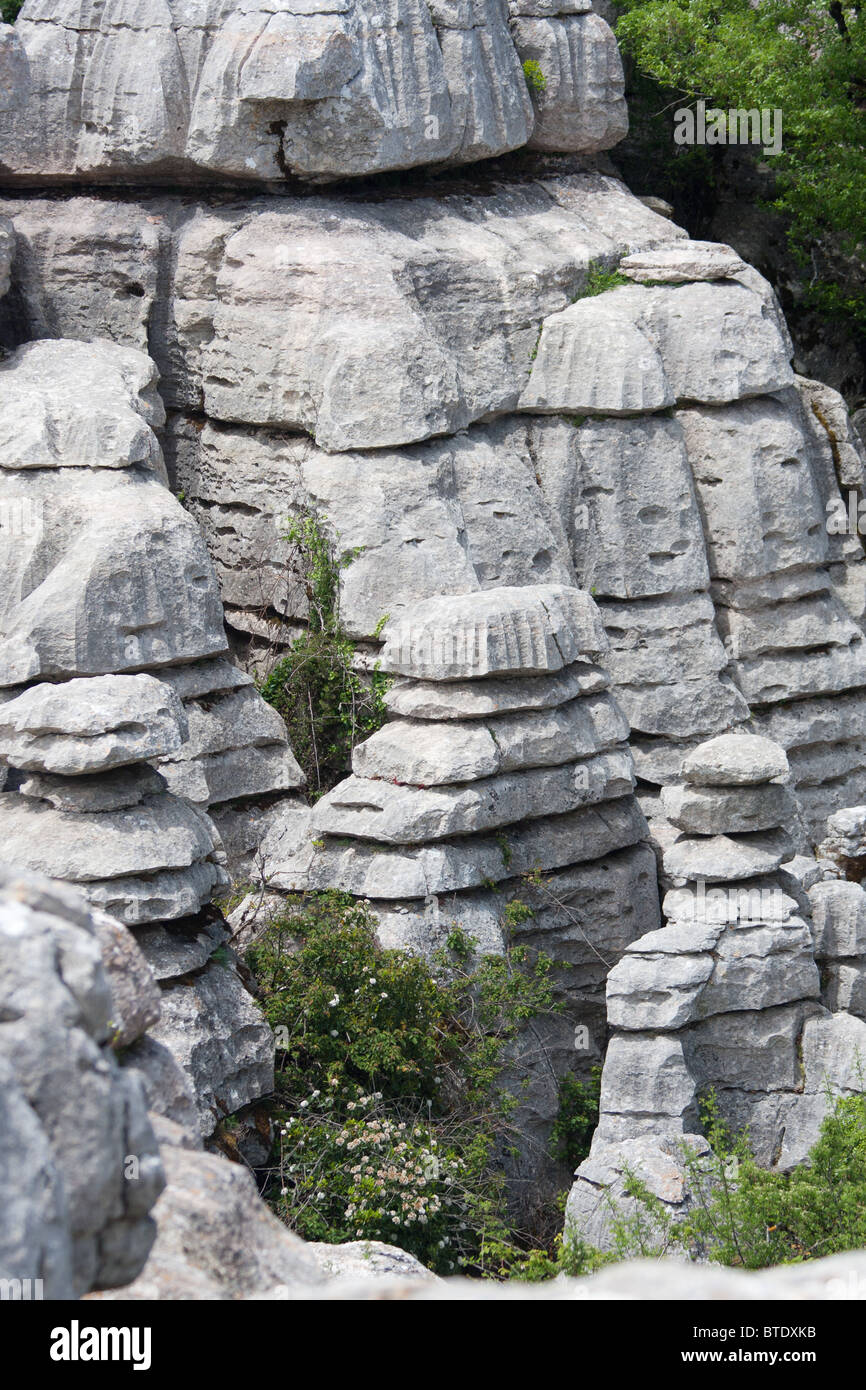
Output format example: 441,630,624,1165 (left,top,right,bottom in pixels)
660,781,792,836
681,734,790,787
619,241,746,284
0,674,188,773
0,338,165,474
91,1127,322,1300
0,869,164,1297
